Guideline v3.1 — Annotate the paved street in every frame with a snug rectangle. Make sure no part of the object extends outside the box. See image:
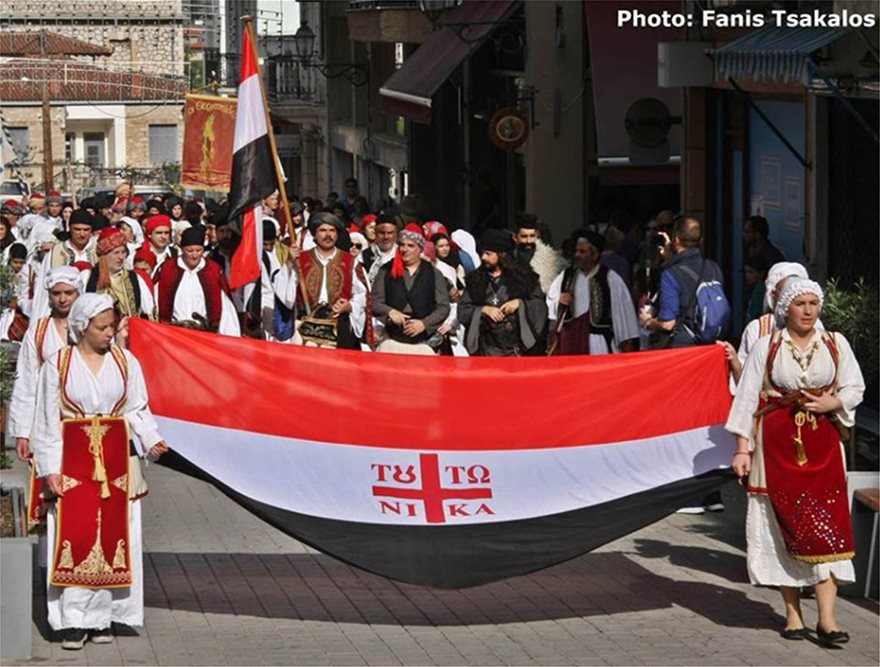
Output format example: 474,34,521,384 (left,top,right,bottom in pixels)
3,459,878,666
